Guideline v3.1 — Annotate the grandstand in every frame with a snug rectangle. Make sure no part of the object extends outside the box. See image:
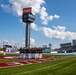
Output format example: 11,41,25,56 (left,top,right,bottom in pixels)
58,40,76,53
